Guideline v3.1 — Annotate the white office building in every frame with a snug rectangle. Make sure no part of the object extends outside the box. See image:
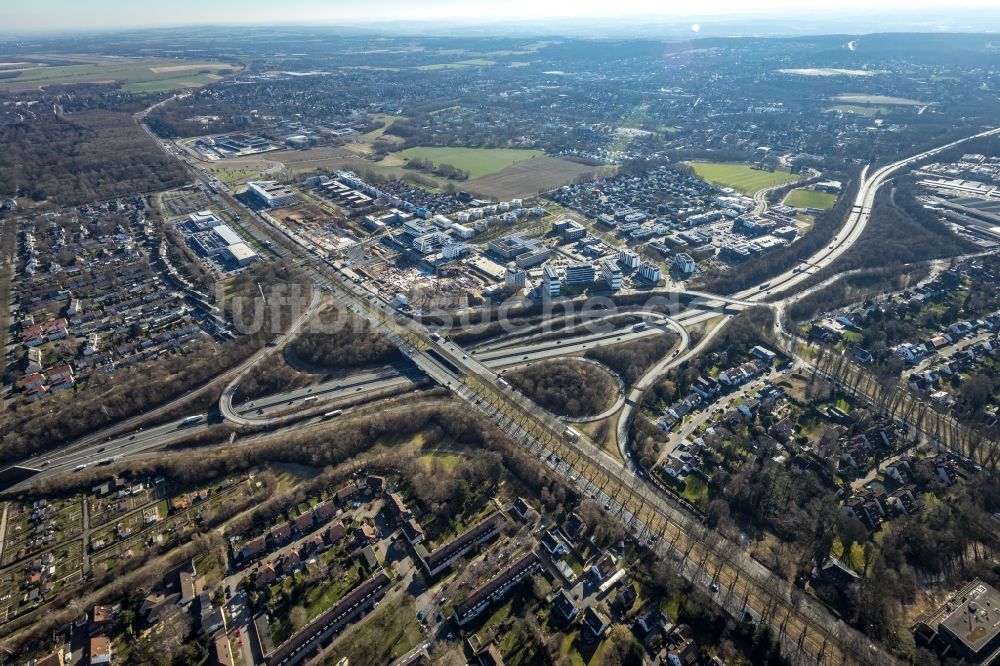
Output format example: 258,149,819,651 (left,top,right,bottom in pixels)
505,268,527,289
542,265,561,297
637,262,662,284
674,253,696,275
245,181,297,208
617,249,640,270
